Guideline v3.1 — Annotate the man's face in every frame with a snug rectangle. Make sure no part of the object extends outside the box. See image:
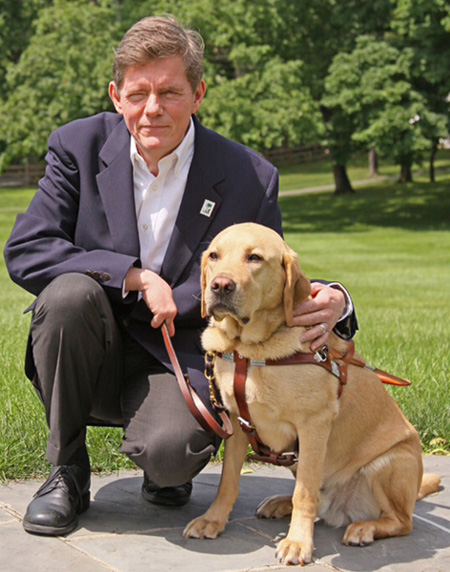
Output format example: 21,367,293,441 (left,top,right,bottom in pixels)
109,56,205,173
